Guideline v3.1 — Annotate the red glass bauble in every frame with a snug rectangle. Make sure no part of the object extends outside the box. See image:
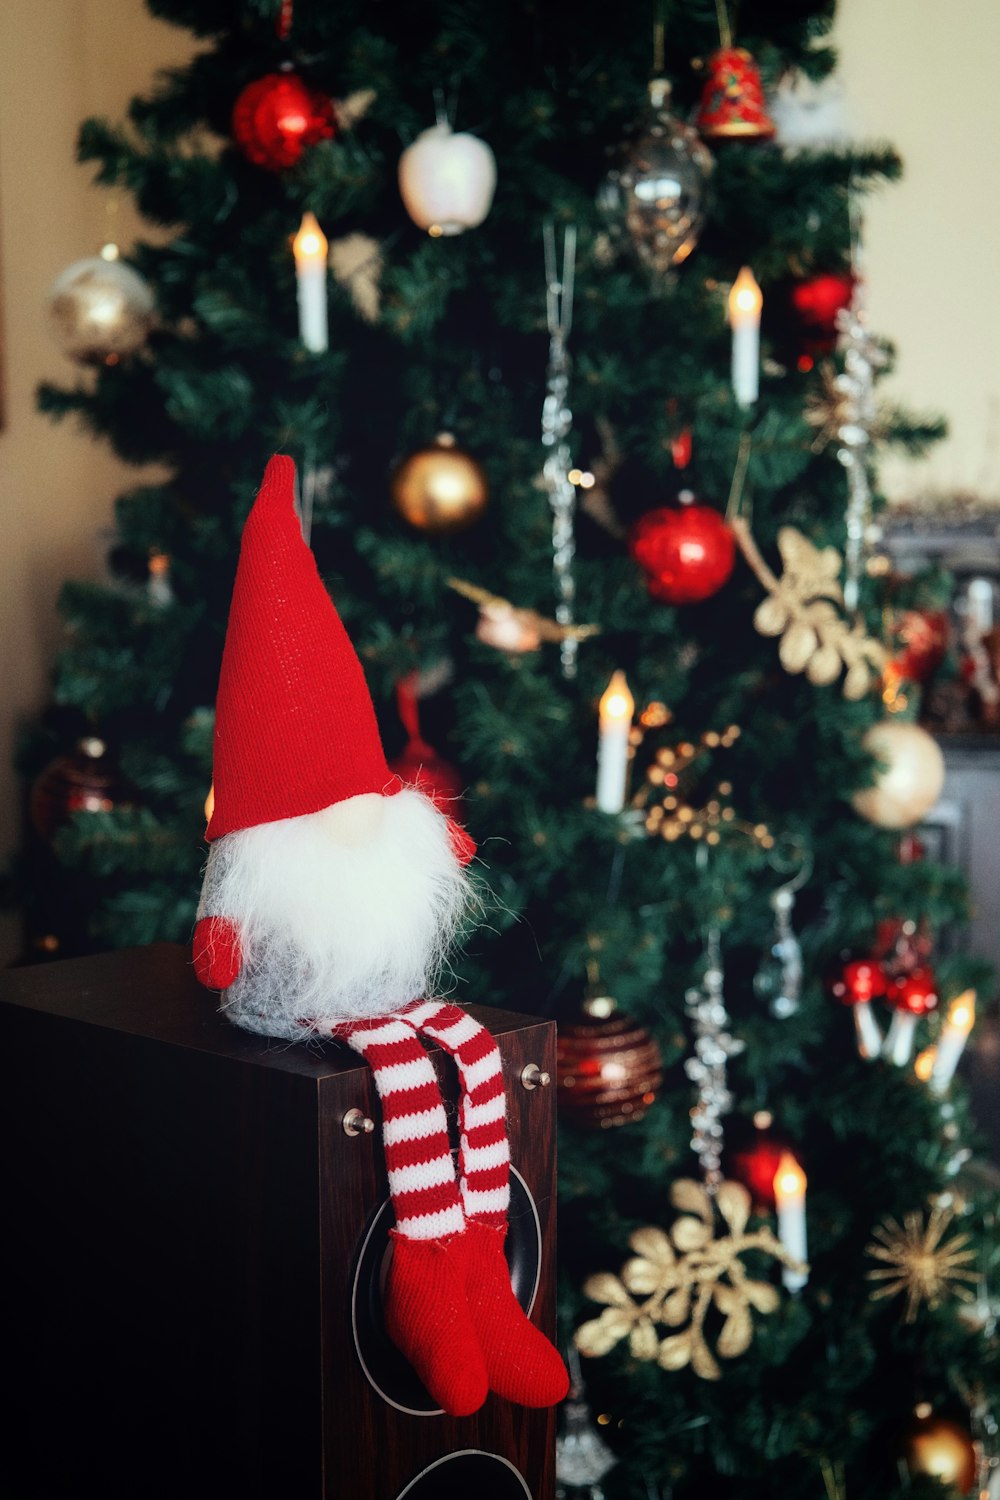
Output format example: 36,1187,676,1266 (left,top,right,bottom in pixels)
891,609,949,685
727,1121,792,1209
556,1008,663,1129
696,47,775,139
892,965,939,1016
831,958,889,1007
630,504,735,605
232,72,336,171
389,737,465,813
790,273,855,339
